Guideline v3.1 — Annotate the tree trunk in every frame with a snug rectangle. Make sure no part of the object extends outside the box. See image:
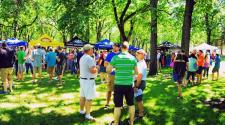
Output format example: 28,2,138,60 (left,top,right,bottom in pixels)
127,20,134,42
85,17,90,43
13,18,18,38
221,27,225,55
118,22,128,41
148,0,158,76
181,0,195,55
205,12,211,45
